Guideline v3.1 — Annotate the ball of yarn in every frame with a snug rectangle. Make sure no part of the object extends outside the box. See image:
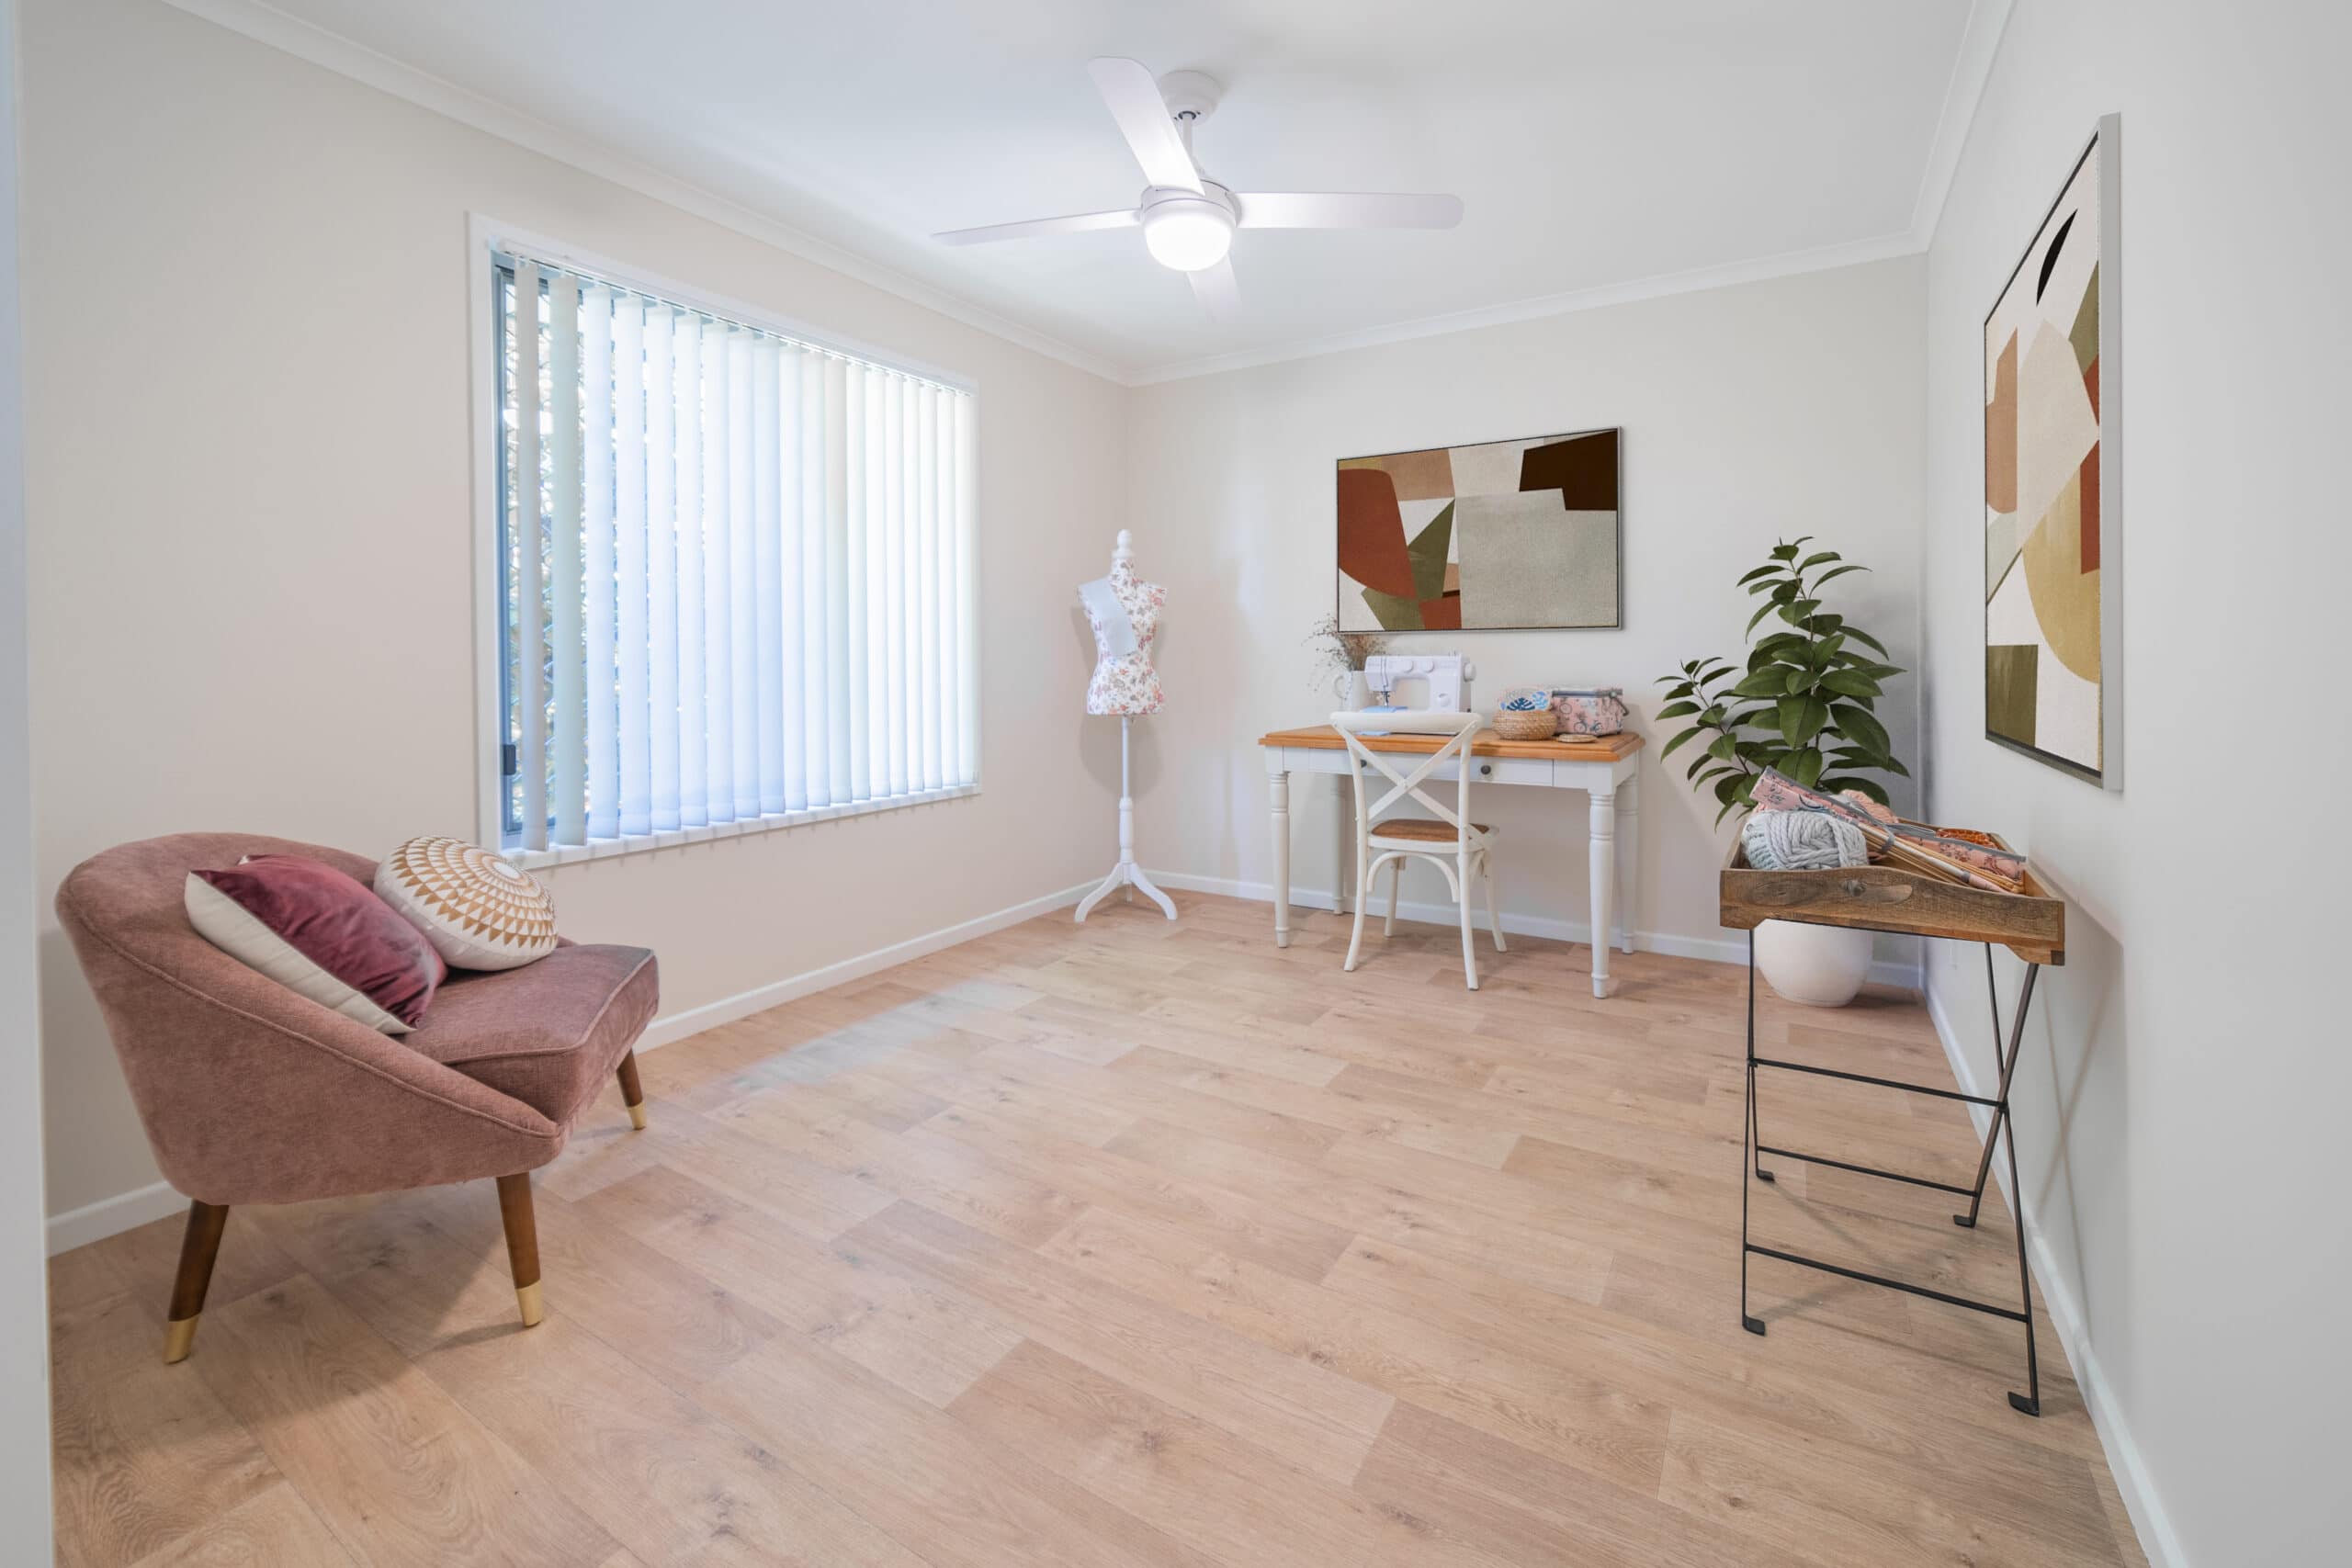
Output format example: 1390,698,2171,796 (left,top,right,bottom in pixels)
1742,808,1869,871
